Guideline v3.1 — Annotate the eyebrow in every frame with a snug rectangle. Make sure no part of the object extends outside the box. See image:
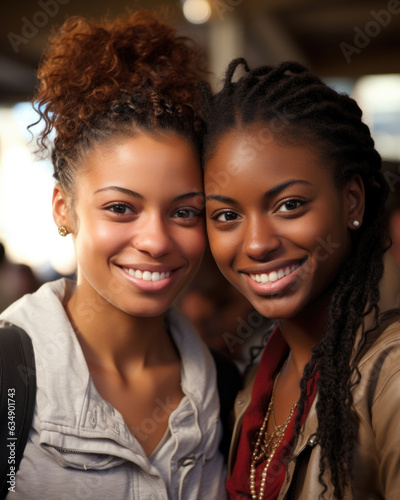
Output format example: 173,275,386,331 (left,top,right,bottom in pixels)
266,180,312,197
206,194,237,204
94,186,204,203
206,180,311,203
172,192,204,203
94,186,144,200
